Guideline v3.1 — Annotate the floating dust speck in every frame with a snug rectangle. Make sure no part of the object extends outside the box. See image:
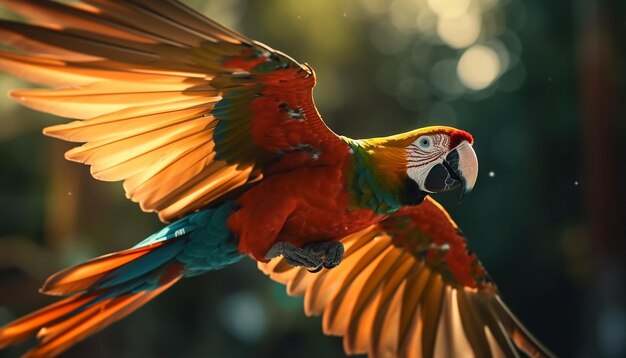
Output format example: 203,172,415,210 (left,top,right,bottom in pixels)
488,171,495,178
